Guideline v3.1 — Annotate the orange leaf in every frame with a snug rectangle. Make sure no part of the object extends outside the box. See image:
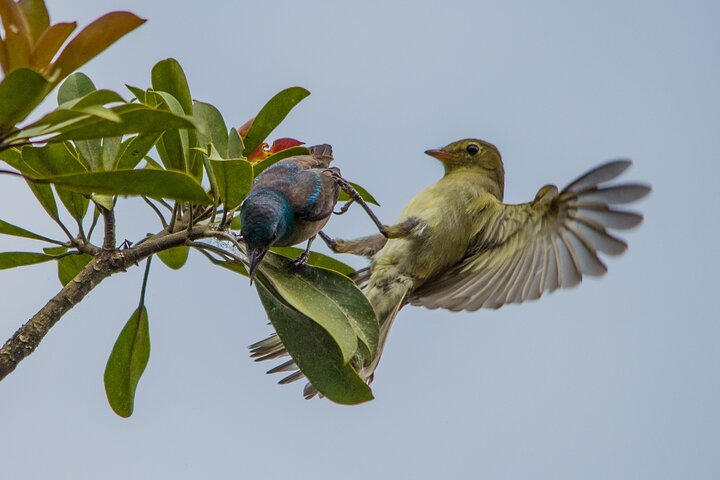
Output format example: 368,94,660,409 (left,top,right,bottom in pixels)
18,0,50,43
0,0,33,71
51,11,145,84
247,142,270,164
30,21,76,70
237,117,254,139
